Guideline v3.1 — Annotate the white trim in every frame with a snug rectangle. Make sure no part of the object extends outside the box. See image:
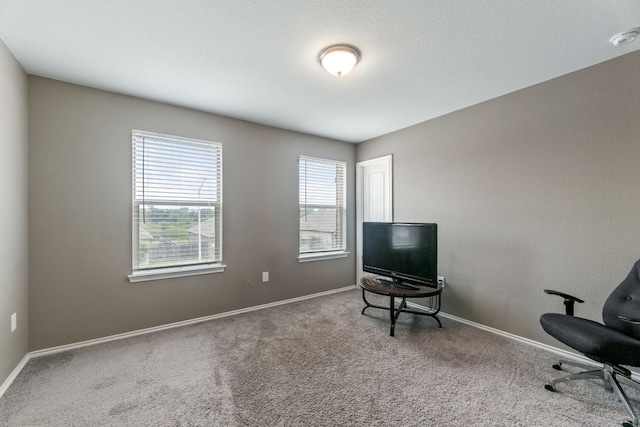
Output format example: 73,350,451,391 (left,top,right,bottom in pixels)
405,300,640,380
131,129,224,278
28,285,356,359
5,289,639,399
0,354,29,398
298,155,348,258
132,129,219,147
437,308,597,366
298,251,350,262
128,264,226,283
1,286,354,396
356,155,393,285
